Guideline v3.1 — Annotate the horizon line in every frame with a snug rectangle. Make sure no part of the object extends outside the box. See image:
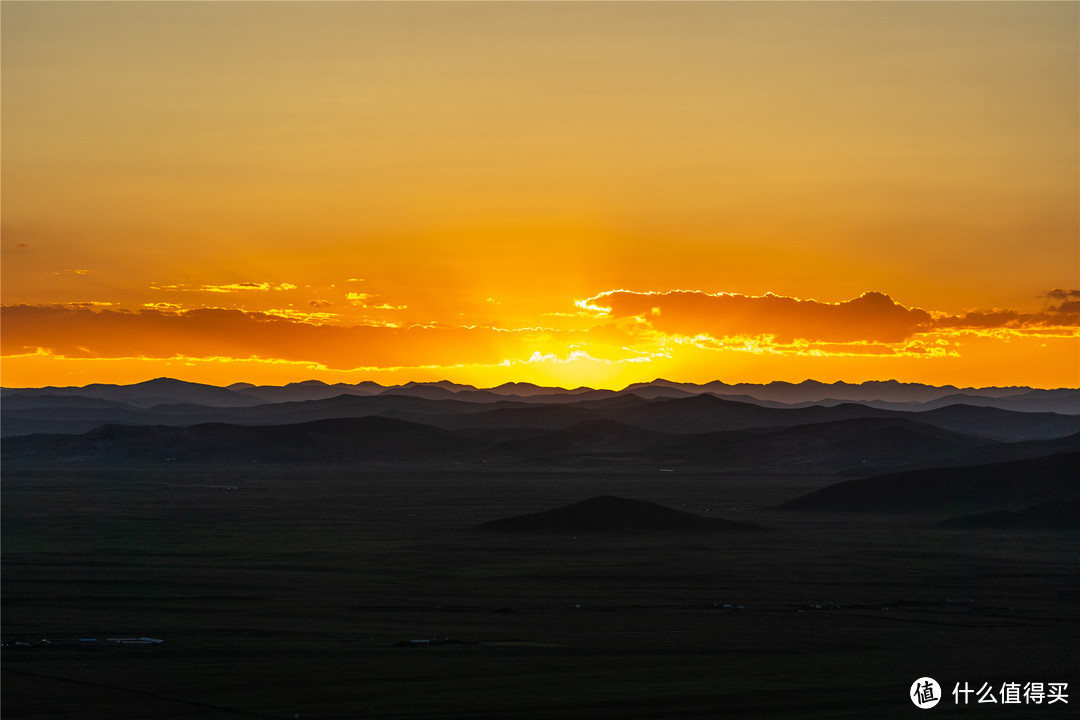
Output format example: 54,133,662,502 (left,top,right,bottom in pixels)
3,376,1076,393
